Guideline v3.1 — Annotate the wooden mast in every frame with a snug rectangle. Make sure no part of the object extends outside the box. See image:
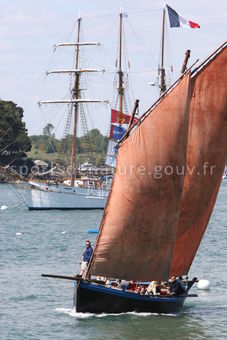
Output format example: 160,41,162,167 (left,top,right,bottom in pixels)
181,50,191,74
71,17,81,186
118,10,124,123
160,8,166,94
